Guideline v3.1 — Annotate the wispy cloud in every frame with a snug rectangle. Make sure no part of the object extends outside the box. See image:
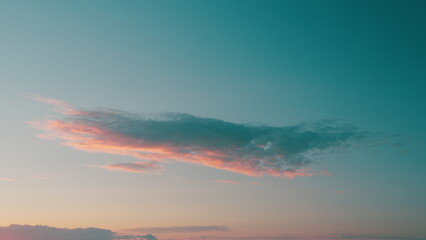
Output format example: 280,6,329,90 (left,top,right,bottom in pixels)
213,180,263,185
86,162,163,174
214,179,241,184
29,95,369,178
124,226,228,234
0,224,157,240
0,178,16,182
26,93,85,115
